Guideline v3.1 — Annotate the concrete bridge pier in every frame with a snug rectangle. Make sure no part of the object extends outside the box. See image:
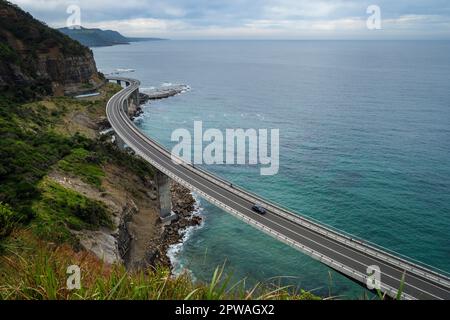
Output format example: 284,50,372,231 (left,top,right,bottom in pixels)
123,89,139,117
114,133,127,150
156,170,177,223
112,134,176,224
133,89,140,106
127,89,140,109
